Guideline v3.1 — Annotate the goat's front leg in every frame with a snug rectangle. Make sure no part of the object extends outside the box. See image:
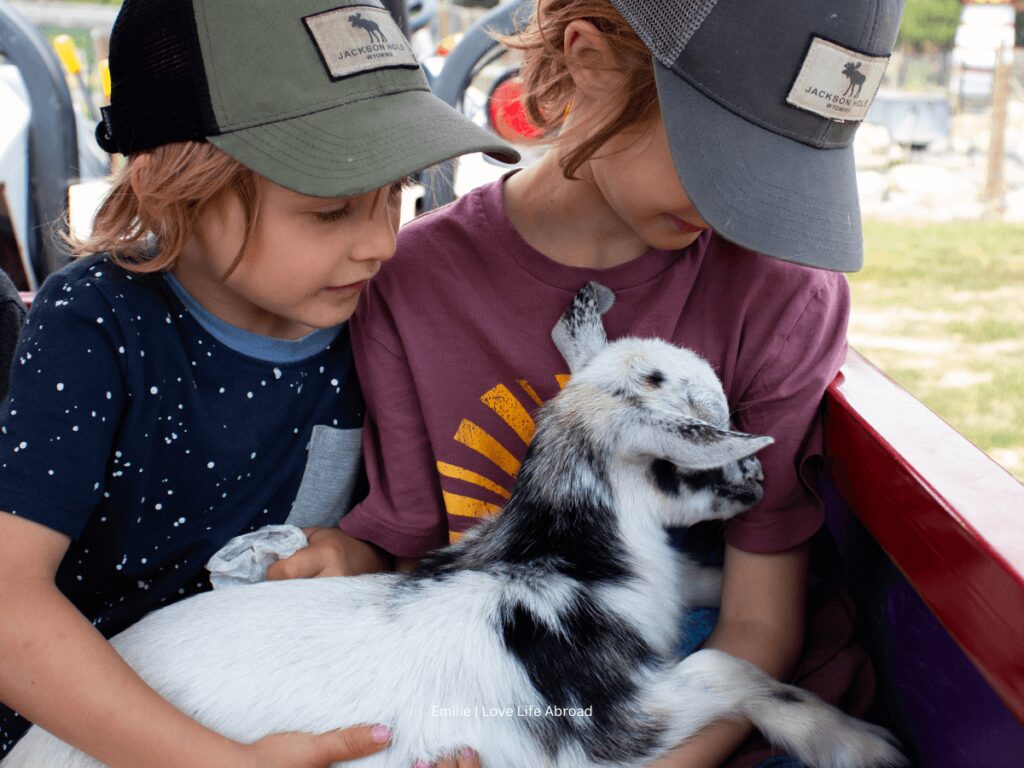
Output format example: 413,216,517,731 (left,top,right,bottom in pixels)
648,649,904,768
